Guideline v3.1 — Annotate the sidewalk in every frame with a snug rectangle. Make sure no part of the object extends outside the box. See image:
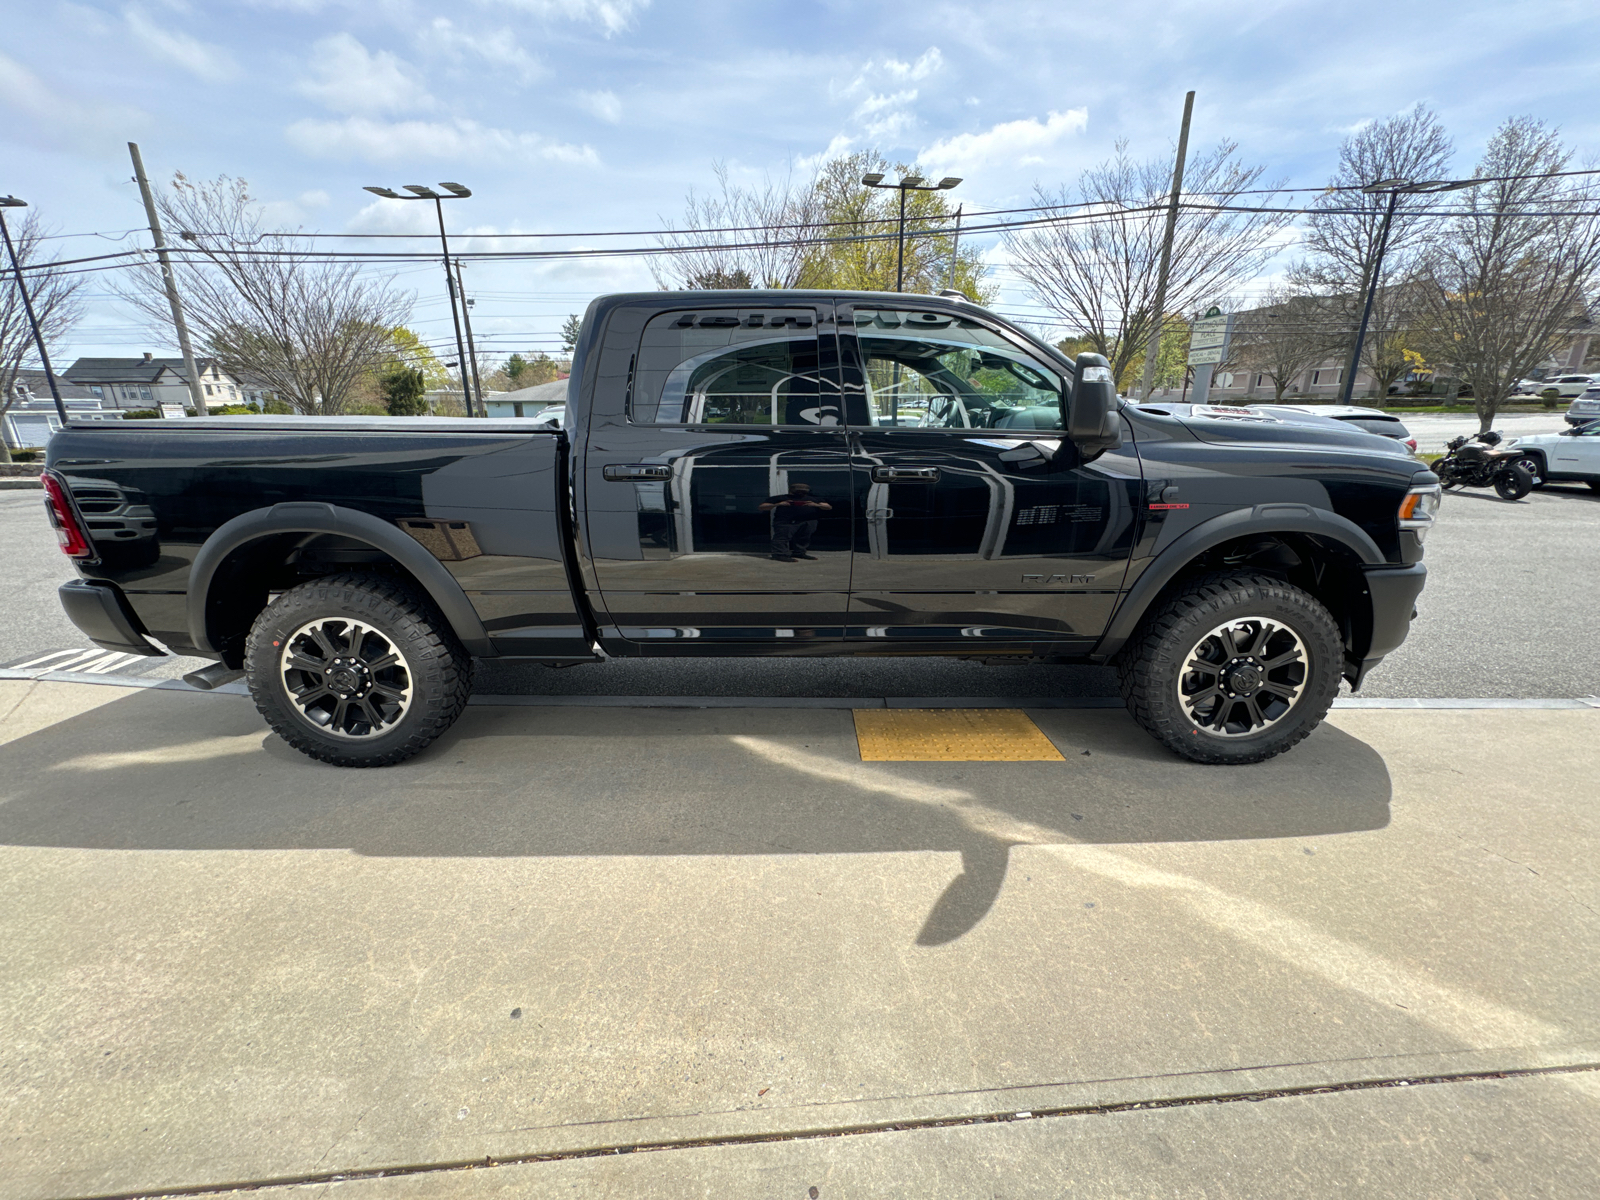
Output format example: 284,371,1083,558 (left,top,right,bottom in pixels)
1,680,1596,1198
